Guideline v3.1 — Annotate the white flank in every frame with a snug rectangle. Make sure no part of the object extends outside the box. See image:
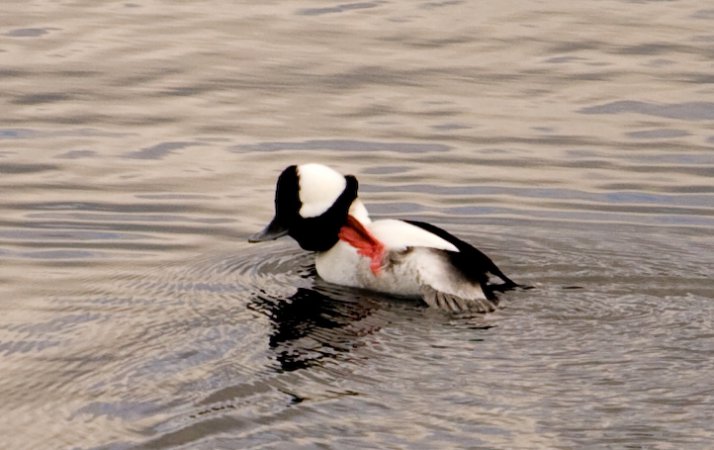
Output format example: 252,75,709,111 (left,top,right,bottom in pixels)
297,163,347,218
412,248,488,301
